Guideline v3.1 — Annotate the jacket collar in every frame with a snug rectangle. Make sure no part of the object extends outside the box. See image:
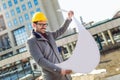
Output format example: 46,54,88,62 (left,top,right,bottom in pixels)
32,29,48,41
